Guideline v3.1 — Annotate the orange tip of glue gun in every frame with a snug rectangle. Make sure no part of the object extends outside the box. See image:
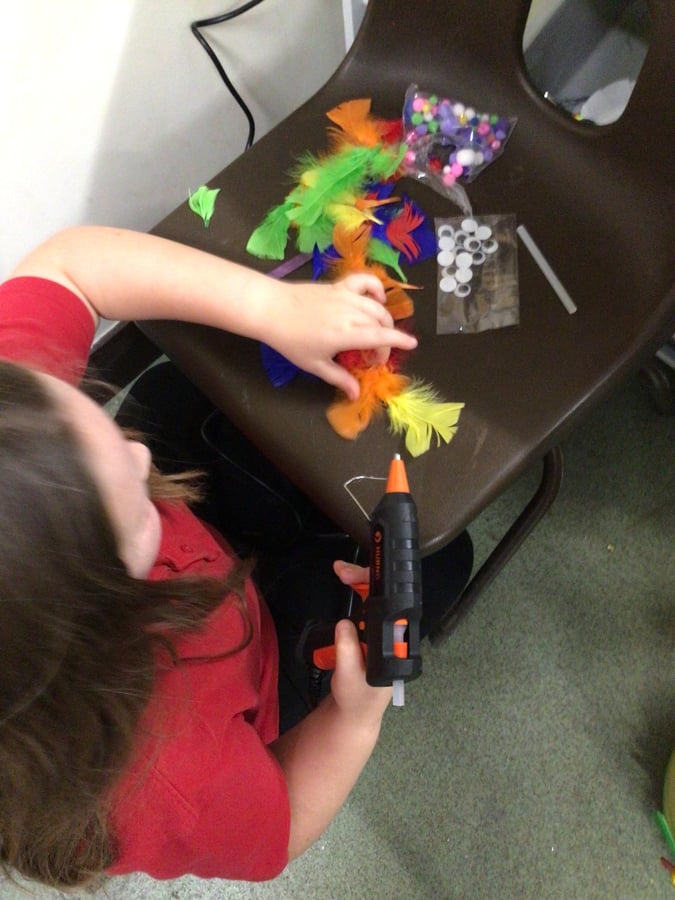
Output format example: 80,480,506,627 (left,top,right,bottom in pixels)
386,453,410,494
